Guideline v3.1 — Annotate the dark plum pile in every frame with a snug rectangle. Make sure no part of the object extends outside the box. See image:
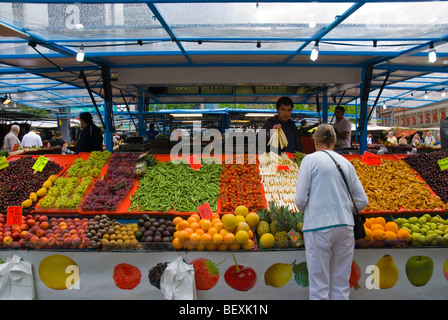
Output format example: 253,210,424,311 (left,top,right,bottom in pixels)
0,156,62,212
403,150,448,203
